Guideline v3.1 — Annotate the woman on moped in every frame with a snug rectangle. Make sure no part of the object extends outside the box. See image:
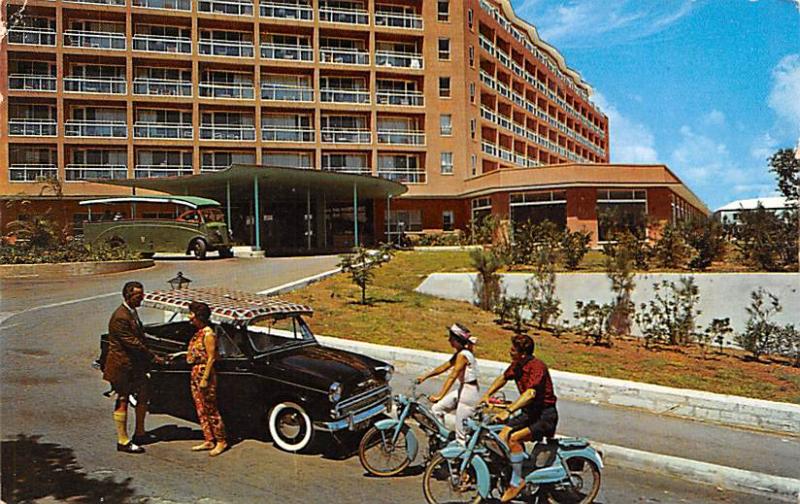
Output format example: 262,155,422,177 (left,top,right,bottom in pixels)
416,323,480,445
